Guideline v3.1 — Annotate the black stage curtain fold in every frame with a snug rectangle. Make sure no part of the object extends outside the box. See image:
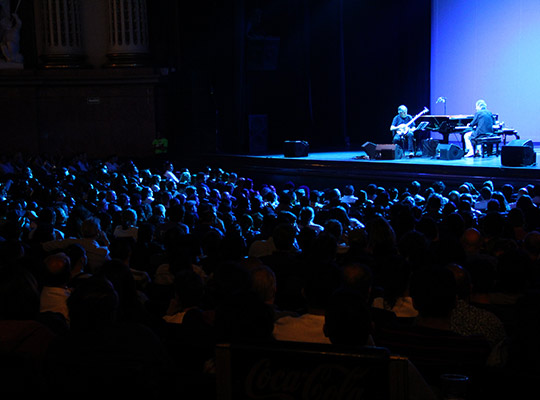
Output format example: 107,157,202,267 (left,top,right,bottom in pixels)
148,0,431,154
